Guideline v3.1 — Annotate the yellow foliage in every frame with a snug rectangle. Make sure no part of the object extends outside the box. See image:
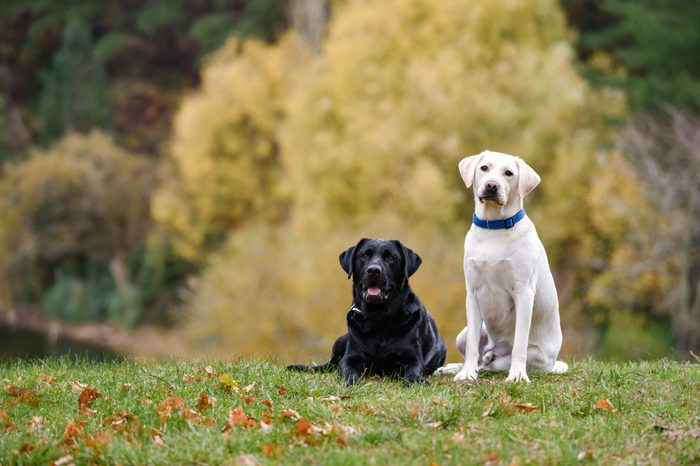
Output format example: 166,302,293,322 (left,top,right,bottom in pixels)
583,150,679,314
0,131,153,306
152,34,310,260
181,0,626,360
